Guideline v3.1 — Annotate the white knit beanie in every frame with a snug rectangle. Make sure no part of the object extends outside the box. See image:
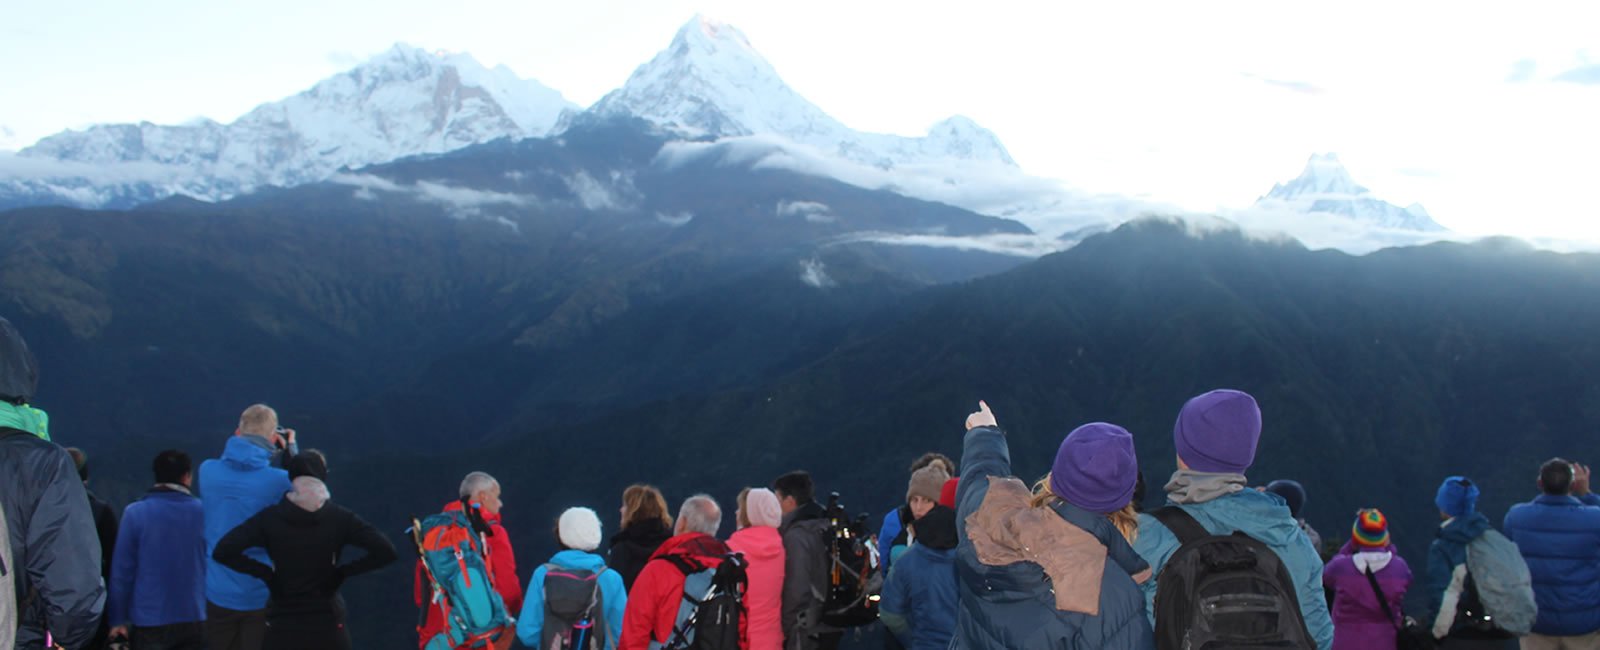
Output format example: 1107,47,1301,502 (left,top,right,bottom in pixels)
558,507,603,552
746,488,783,528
